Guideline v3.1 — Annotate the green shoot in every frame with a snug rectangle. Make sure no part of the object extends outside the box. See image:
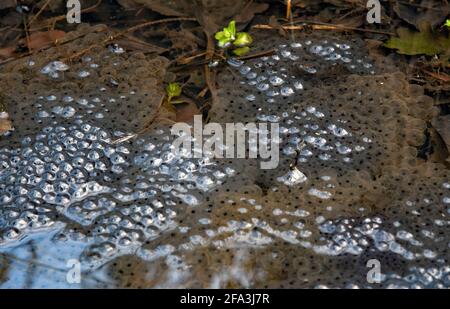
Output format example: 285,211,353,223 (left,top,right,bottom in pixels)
215,20,236,48
445,19,450,28
215,20,253,57
166,82,182,104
